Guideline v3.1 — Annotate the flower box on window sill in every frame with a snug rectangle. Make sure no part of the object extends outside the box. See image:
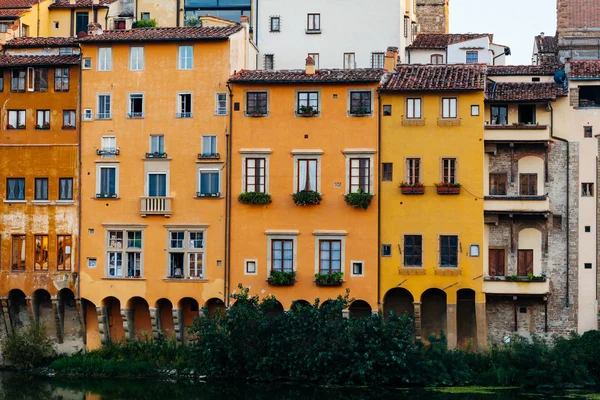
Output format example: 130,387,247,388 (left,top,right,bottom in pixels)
5,125,15,130
247,111,267,118
314,272,344,286
198,153,220,160
96,148,120,156
400,183,424,195
196,192,221,198
344,189,374,210
297,110,319,117
127,112,145,119
486,275,547,283
435,183,461,195
145,152,168,159
127,275,143,279
62,125,76,130
238,192,272,205
35,125,50,130
292,190,322,206
96,193,118,199
267,271,296,286
349,110,371,117
176,112,193,118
